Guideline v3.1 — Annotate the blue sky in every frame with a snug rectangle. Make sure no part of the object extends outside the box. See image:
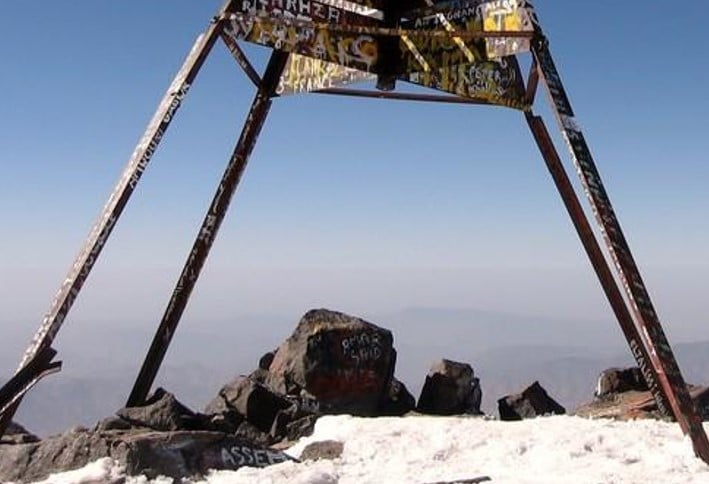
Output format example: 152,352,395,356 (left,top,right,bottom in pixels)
1,1,708,347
